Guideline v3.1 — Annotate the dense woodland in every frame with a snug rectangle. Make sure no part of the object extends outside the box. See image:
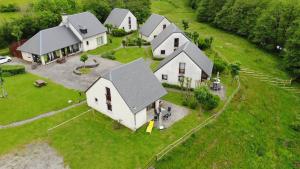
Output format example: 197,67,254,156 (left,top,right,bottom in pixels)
189,0,300,80
0,0,150,49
